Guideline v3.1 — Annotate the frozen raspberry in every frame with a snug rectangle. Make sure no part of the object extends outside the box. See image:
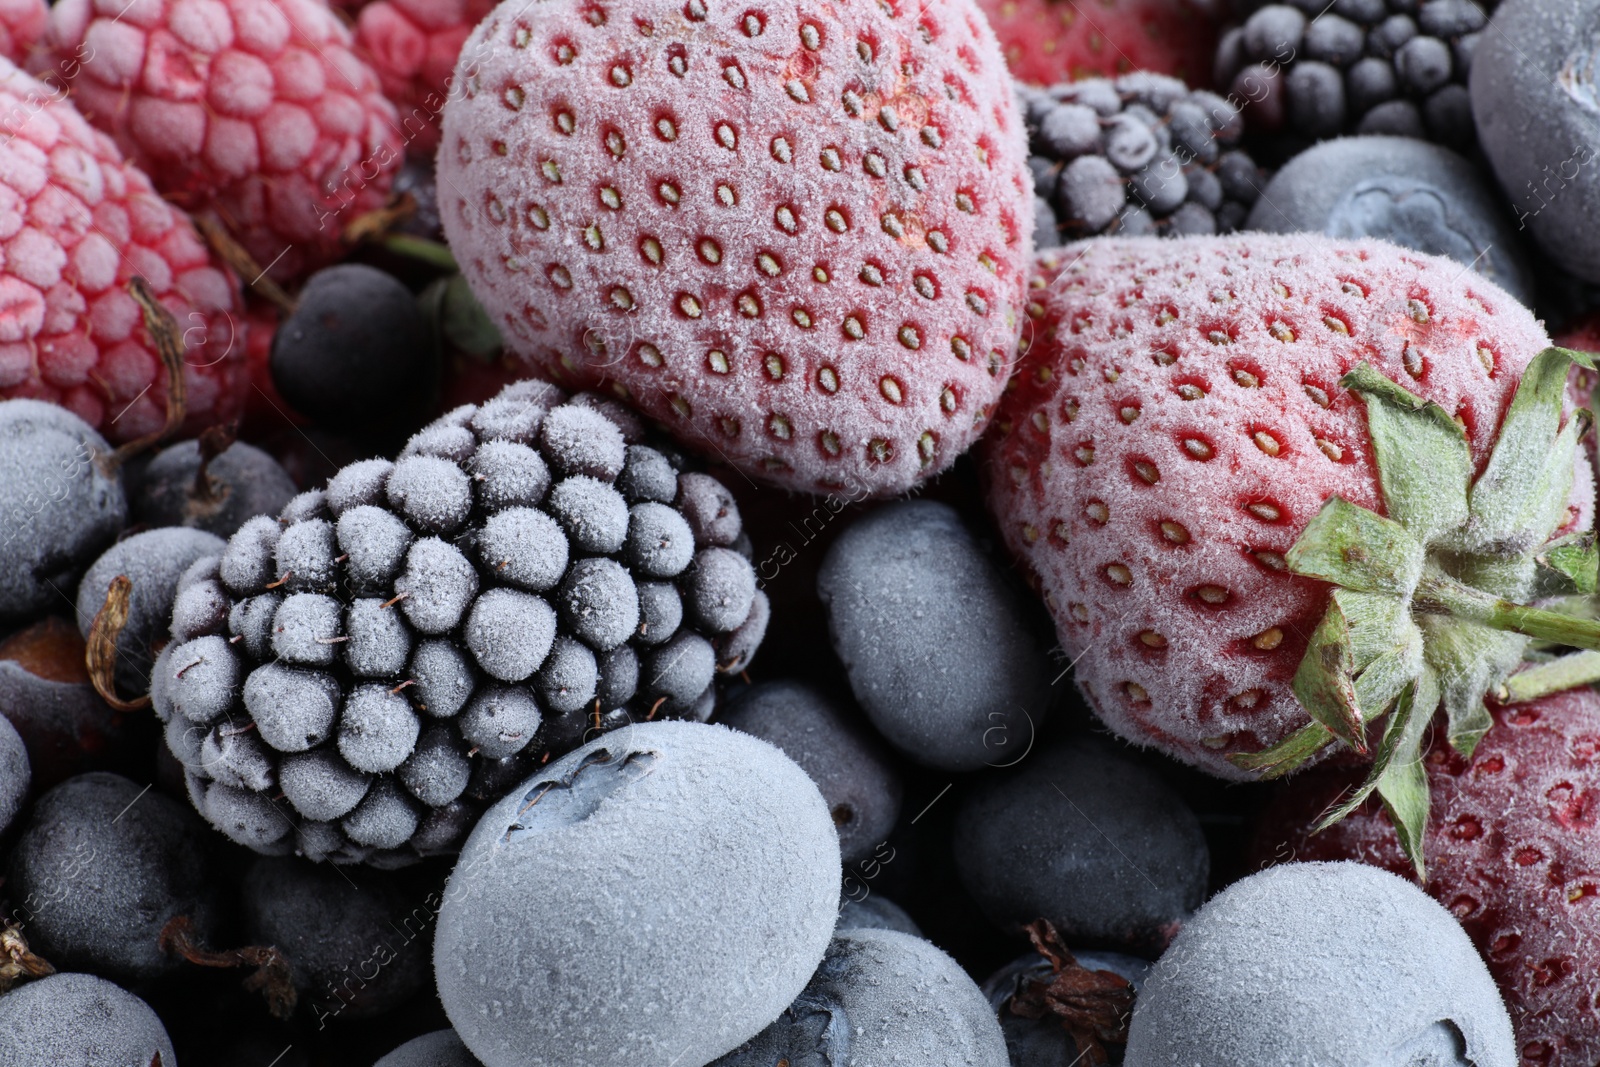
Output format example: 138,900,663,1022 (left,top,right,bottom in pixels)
354,0,494,159
0,0,45,65
437,0,1035,497
0,60,245,442
32,0,405,283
